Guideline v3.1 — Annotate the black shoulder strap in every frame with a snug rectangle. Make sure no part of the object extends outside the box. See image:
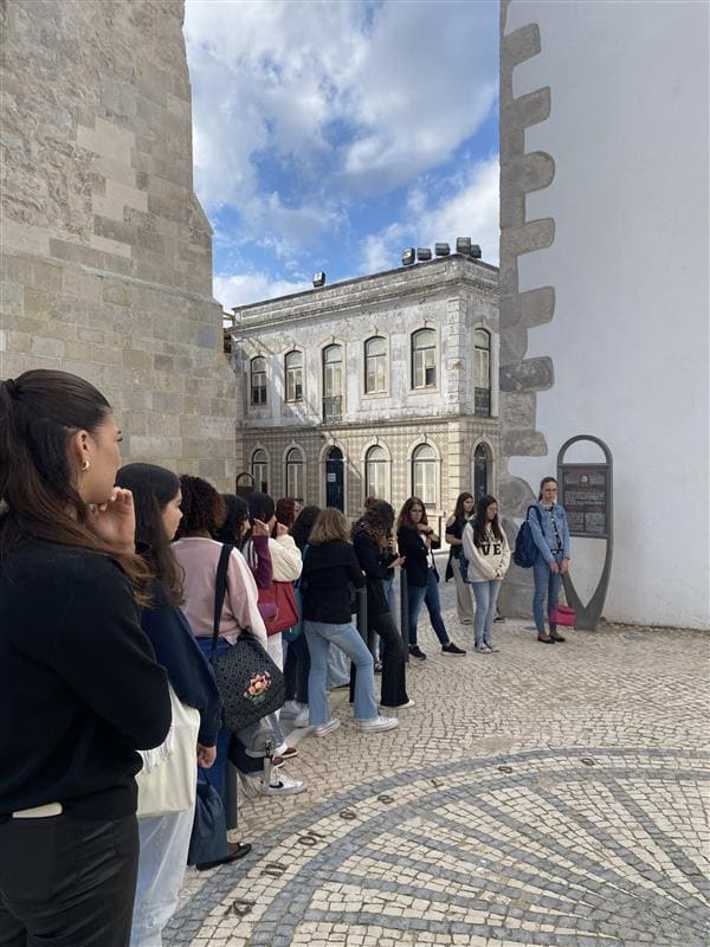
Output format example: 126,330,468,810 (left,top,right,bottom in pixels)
212,544,234,656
